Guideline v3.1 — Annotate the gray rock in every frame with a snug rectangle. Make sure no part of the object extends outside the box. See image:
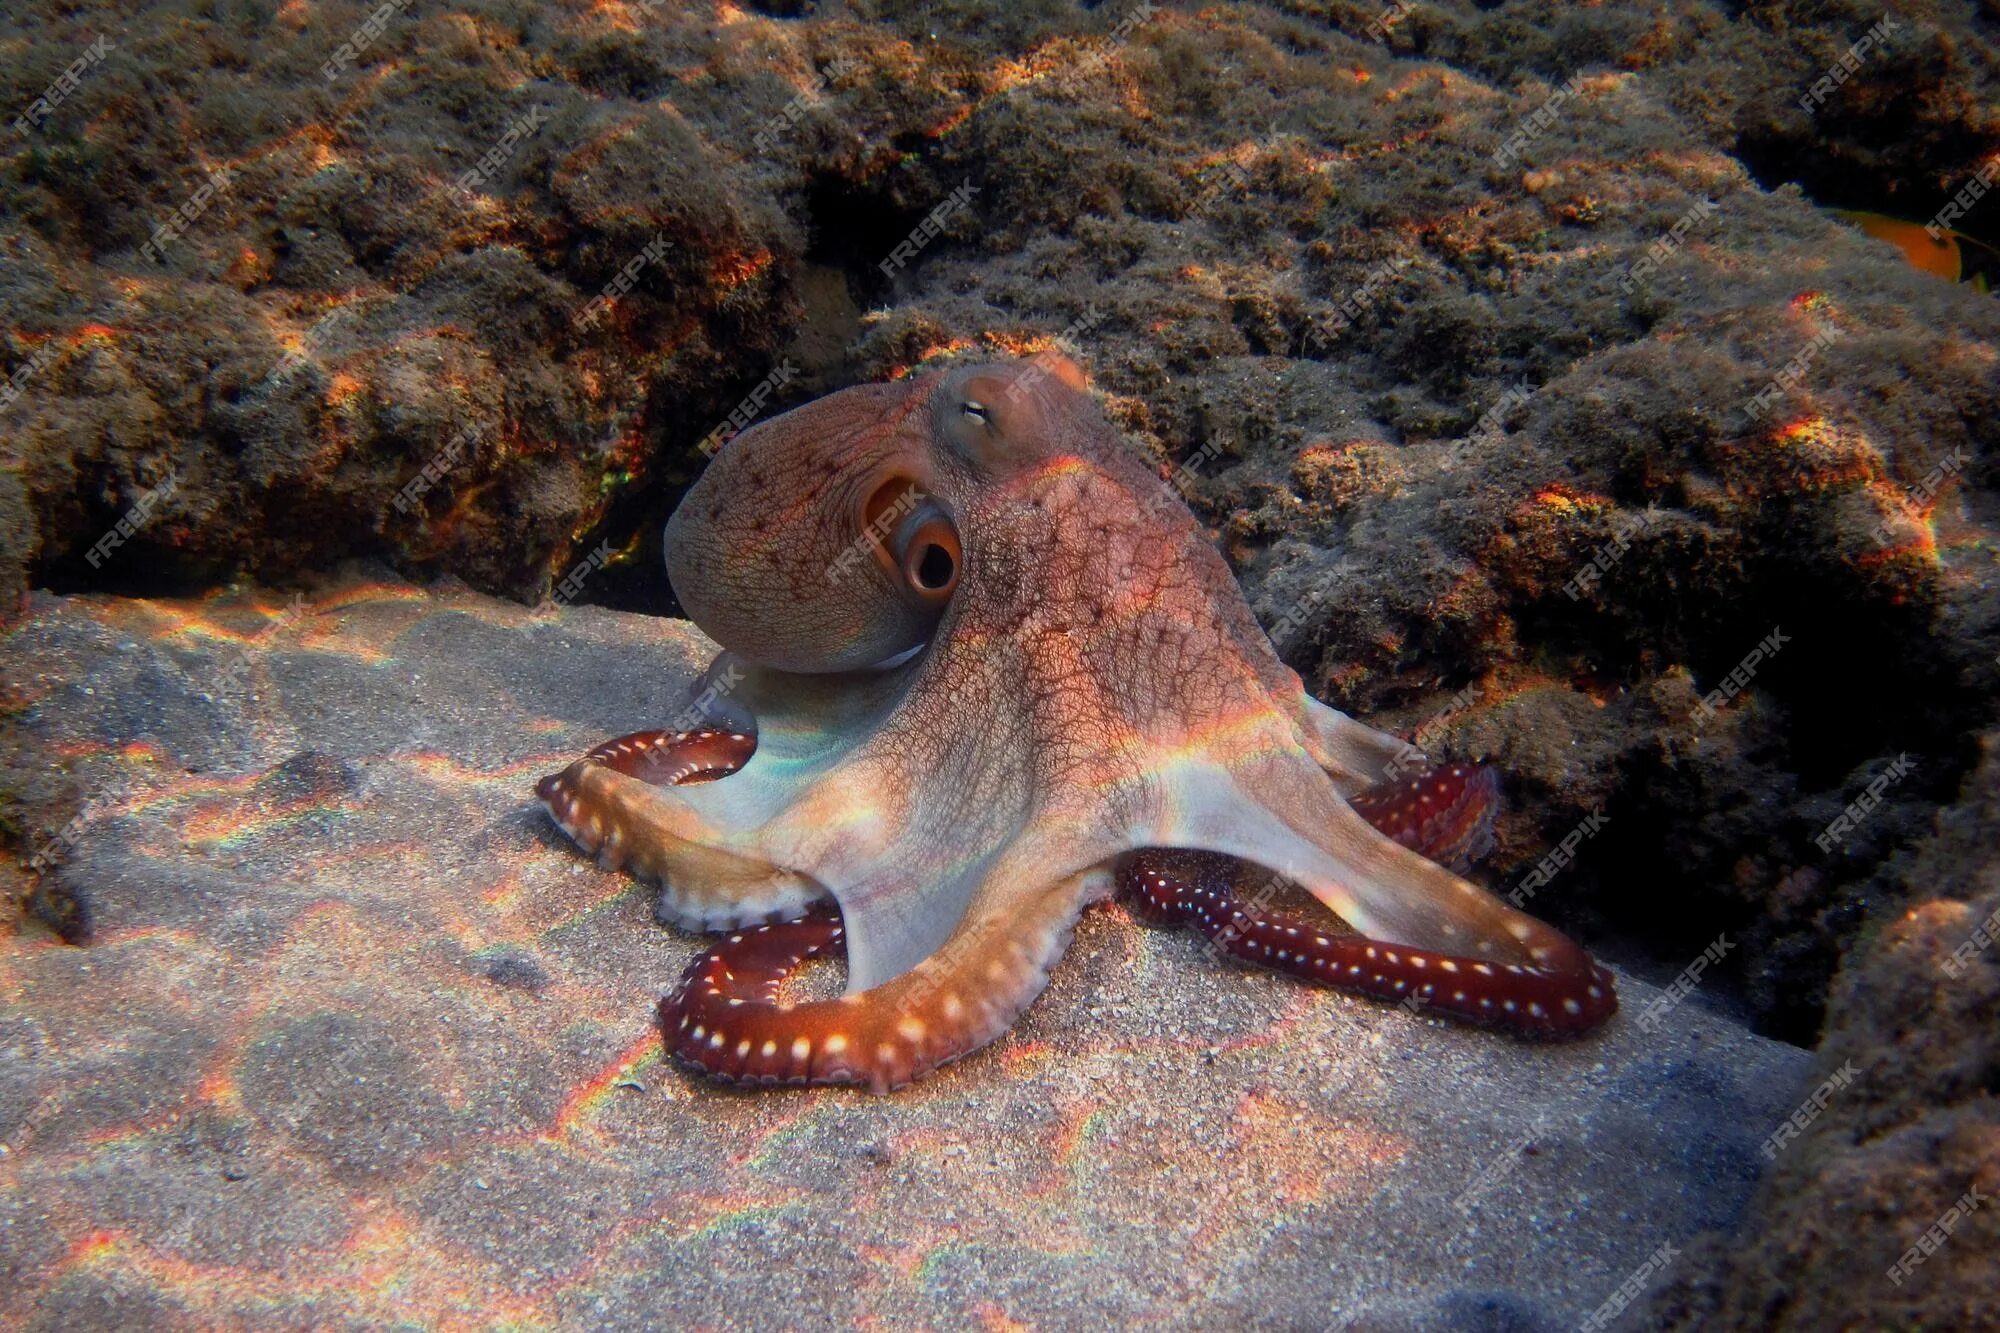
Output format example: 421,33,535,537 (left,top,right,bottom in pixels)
1,575,1810,1327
